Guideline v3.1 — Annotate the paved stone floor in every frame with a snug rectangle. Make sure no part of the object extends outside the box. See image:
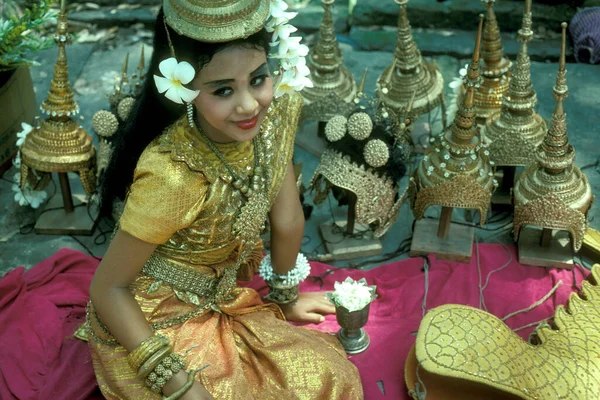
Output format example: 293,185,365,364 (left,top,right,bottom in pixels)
1,27,599,276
